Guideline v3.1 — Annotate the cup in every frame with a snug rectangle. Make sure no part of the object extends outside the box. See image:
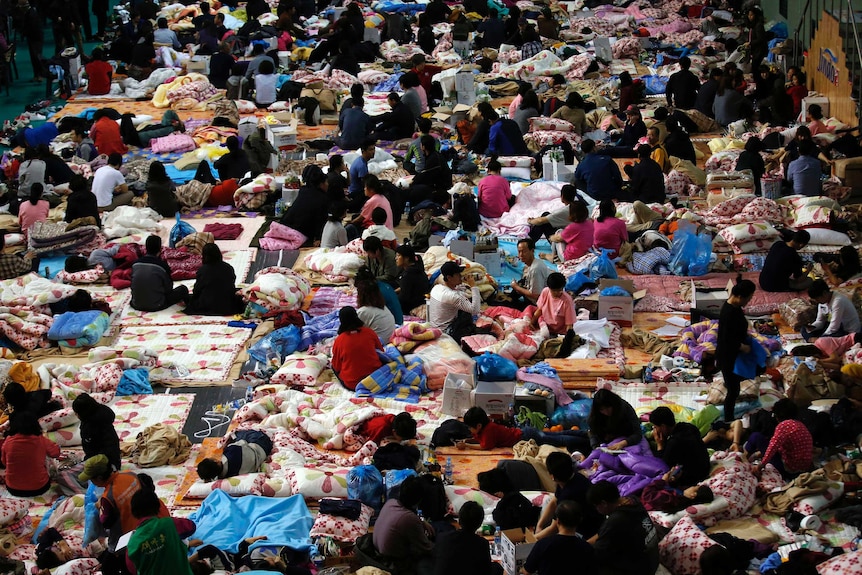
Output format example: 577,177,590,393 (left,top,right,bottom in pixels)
660,356,674,371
